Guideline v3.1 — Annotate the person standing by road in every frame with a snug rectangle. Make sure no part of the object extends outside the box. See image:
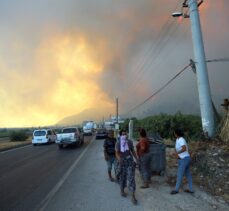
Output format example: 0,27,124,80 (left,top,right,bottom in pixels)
170,129,194,194
115,130,138,205
104,130,117,182
136,128,151,189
